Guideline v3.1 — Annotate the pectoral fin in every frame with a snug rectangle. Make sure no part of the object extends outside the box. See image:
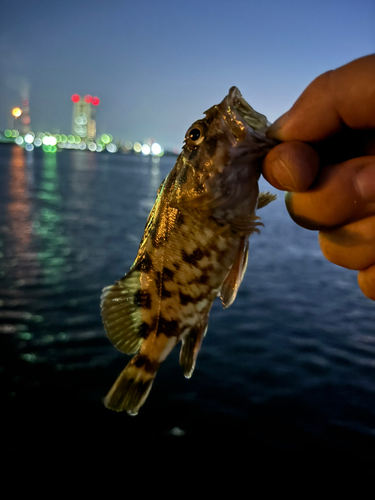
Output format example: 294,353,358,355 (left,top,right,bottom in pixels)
257,191,277,209
100,268,145,354
179,321,208,378
220,238,249,309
